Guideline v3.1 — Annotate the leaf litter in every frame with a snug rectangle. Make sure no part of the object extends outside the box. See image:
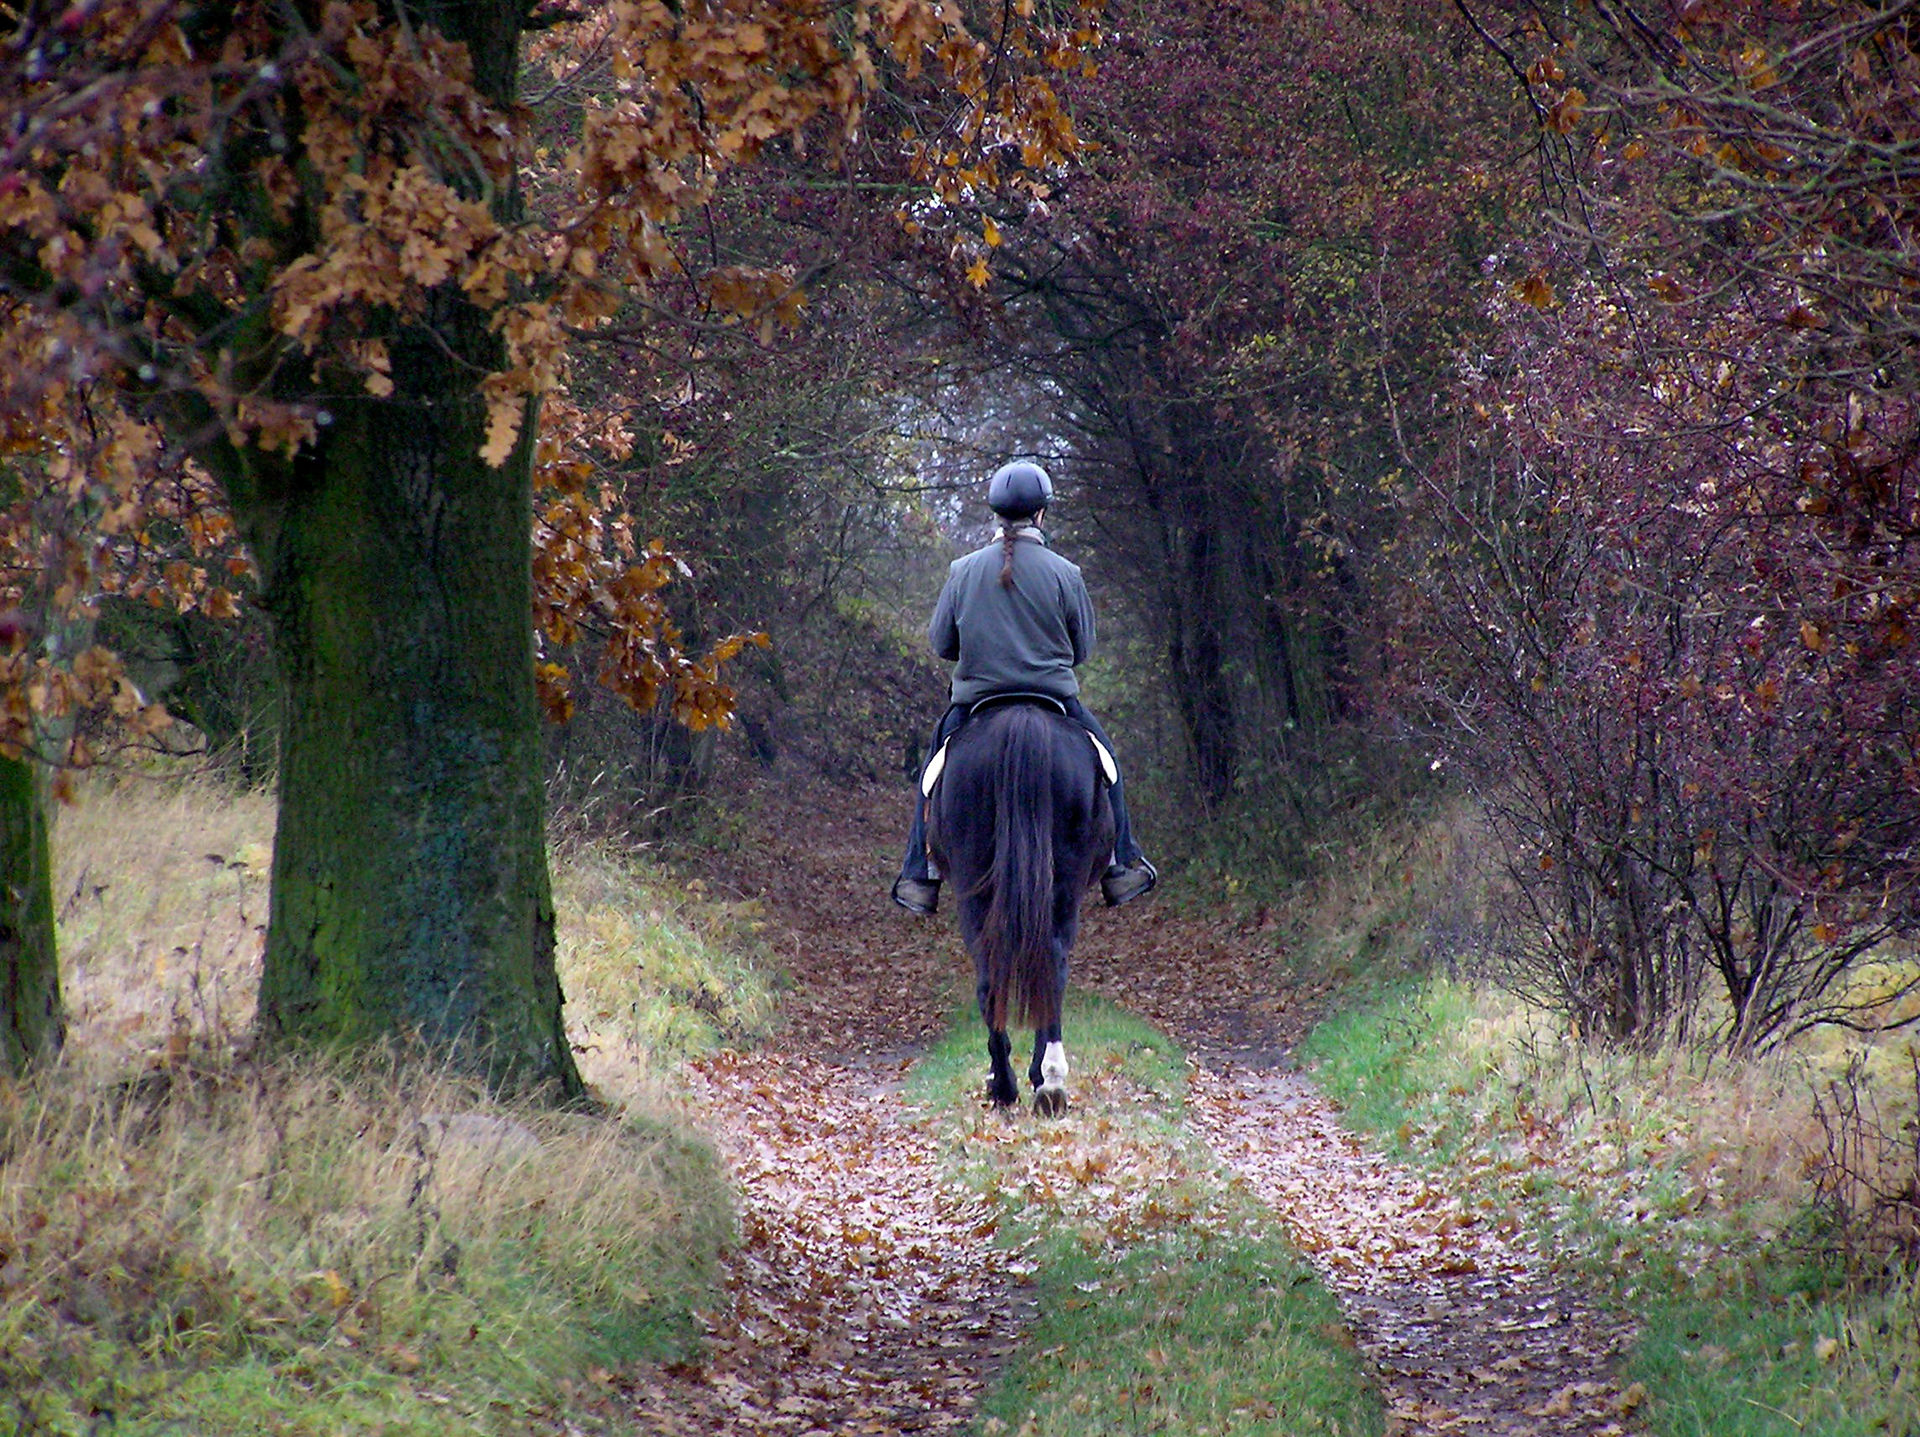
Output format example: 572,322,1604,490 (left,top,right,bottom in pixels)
619,771,1636,1433
1188,1066,1636,1435
619,772,1033,1432
1074,887,1640,1434
623,1047,1030,1434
